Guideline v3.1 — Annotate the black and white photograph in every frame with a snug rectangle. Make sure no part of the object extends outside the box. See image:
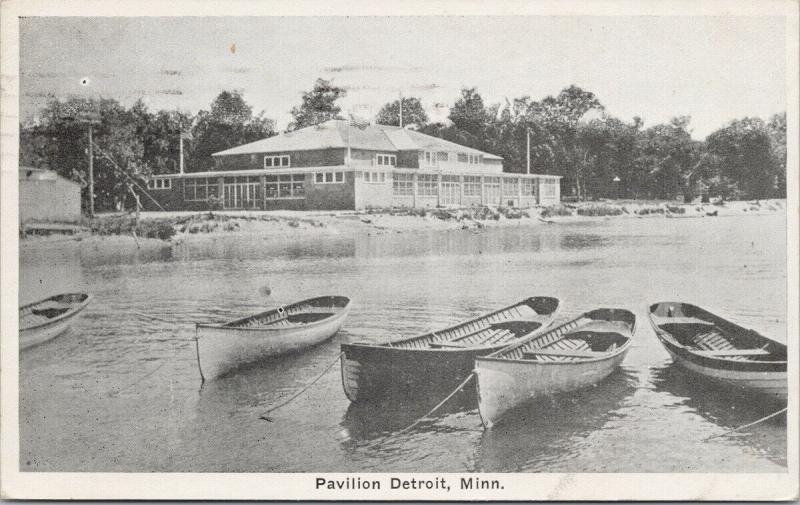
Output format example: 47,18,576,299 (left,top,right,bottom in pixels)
1,0,797,500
